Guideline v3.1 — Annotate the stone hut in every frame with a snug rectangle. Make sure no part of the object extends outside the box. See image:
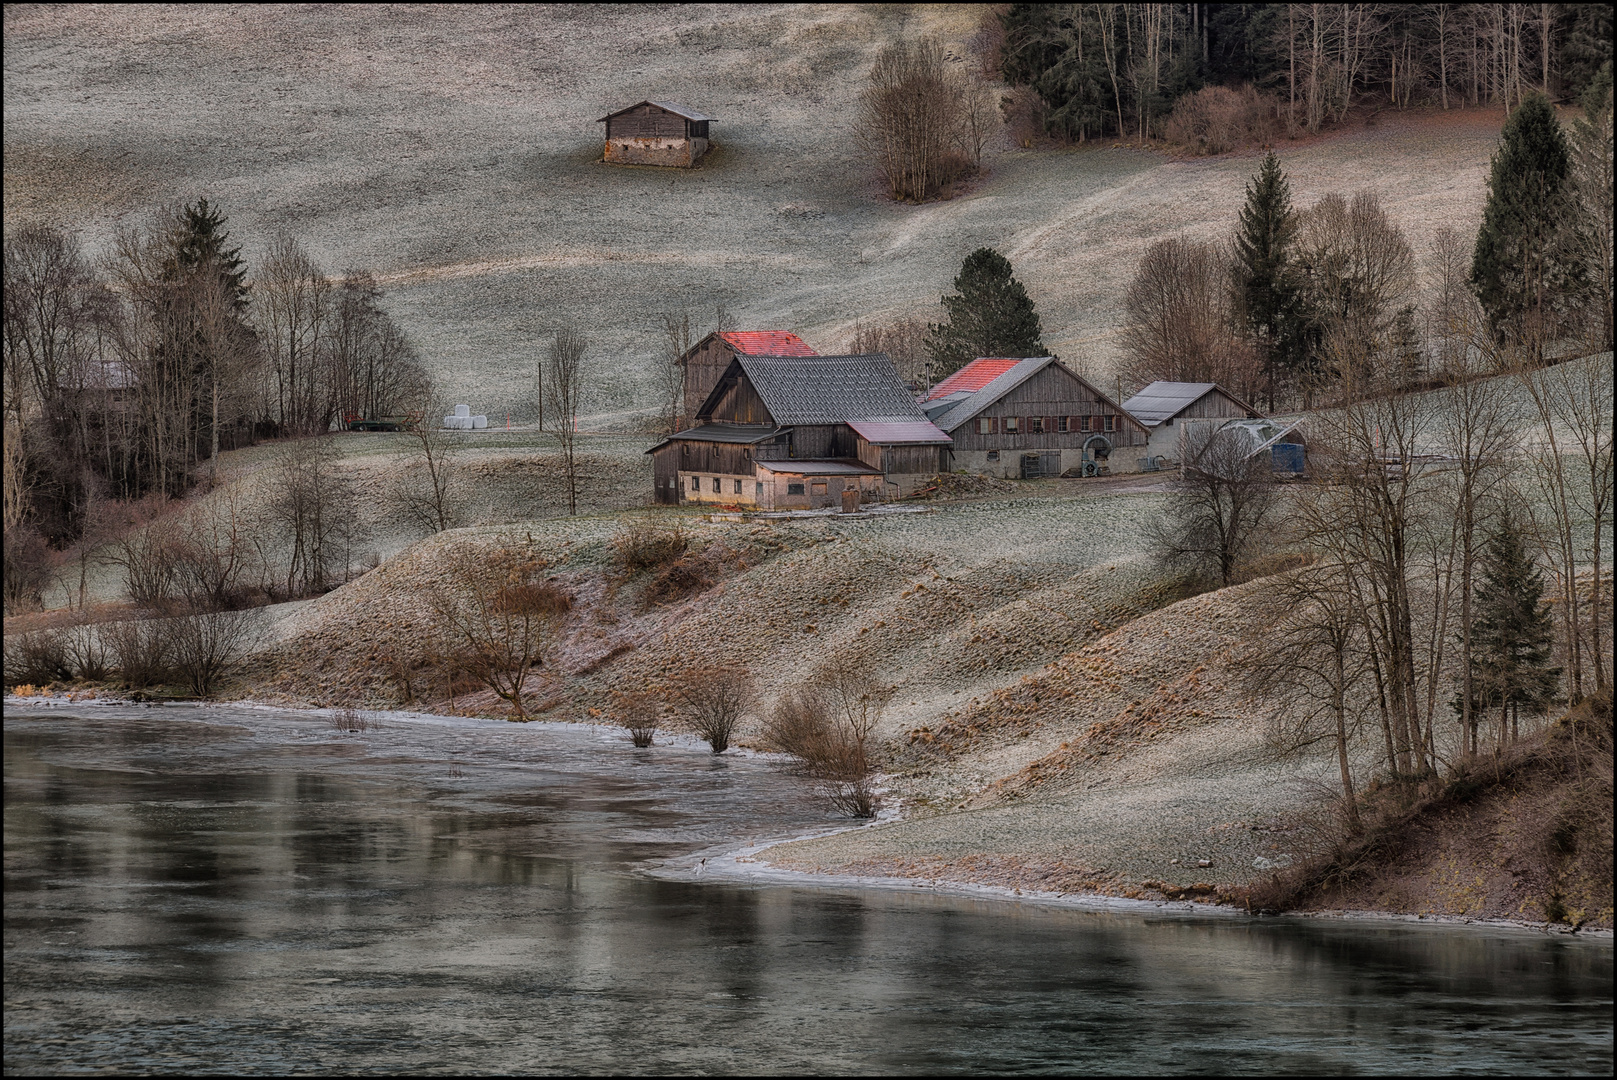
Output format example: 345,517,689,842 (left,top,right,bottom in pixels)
598,101,713,167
